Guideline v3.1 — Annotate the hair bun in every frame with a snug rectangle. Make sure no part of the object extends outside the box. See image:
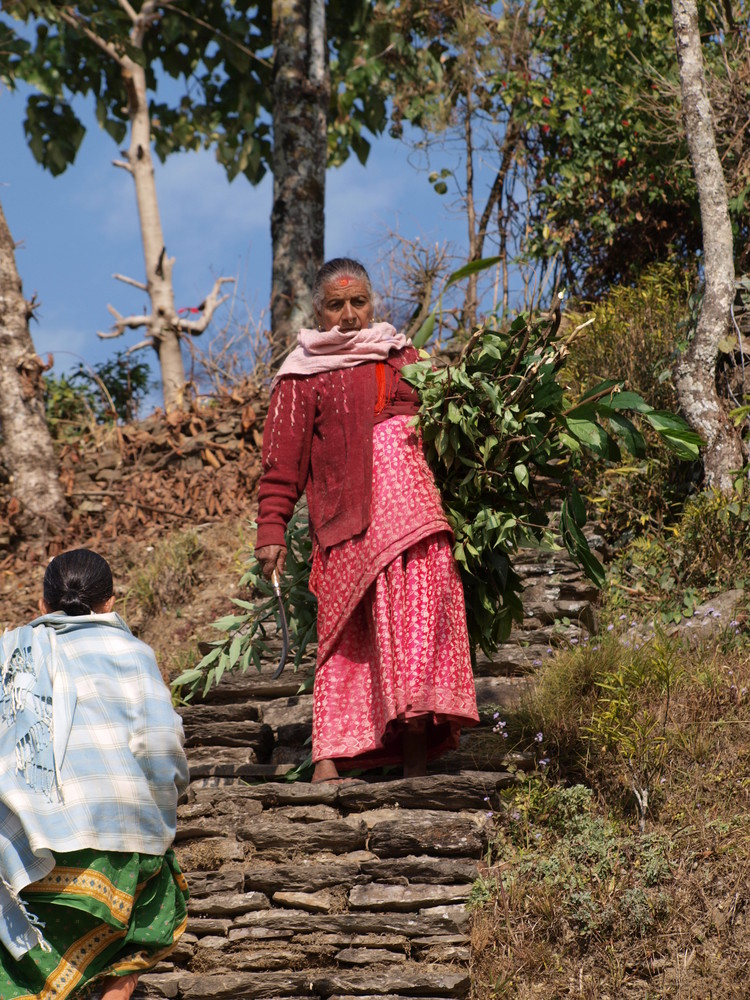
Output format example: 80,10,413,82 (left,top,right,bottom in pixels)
61,591,92,615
